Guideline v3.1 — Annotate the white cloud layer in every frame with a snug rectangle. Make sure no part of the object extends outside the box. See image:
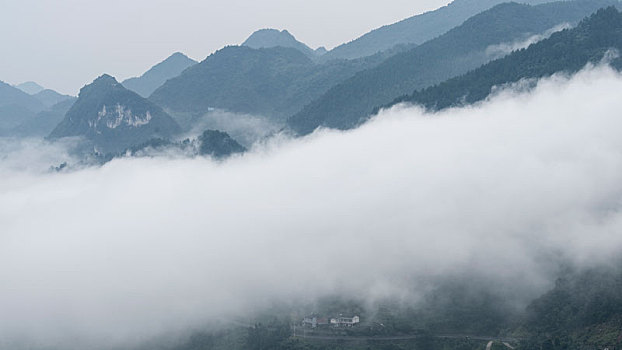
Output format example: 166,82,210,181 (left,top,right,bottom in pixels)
2,64,622,349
